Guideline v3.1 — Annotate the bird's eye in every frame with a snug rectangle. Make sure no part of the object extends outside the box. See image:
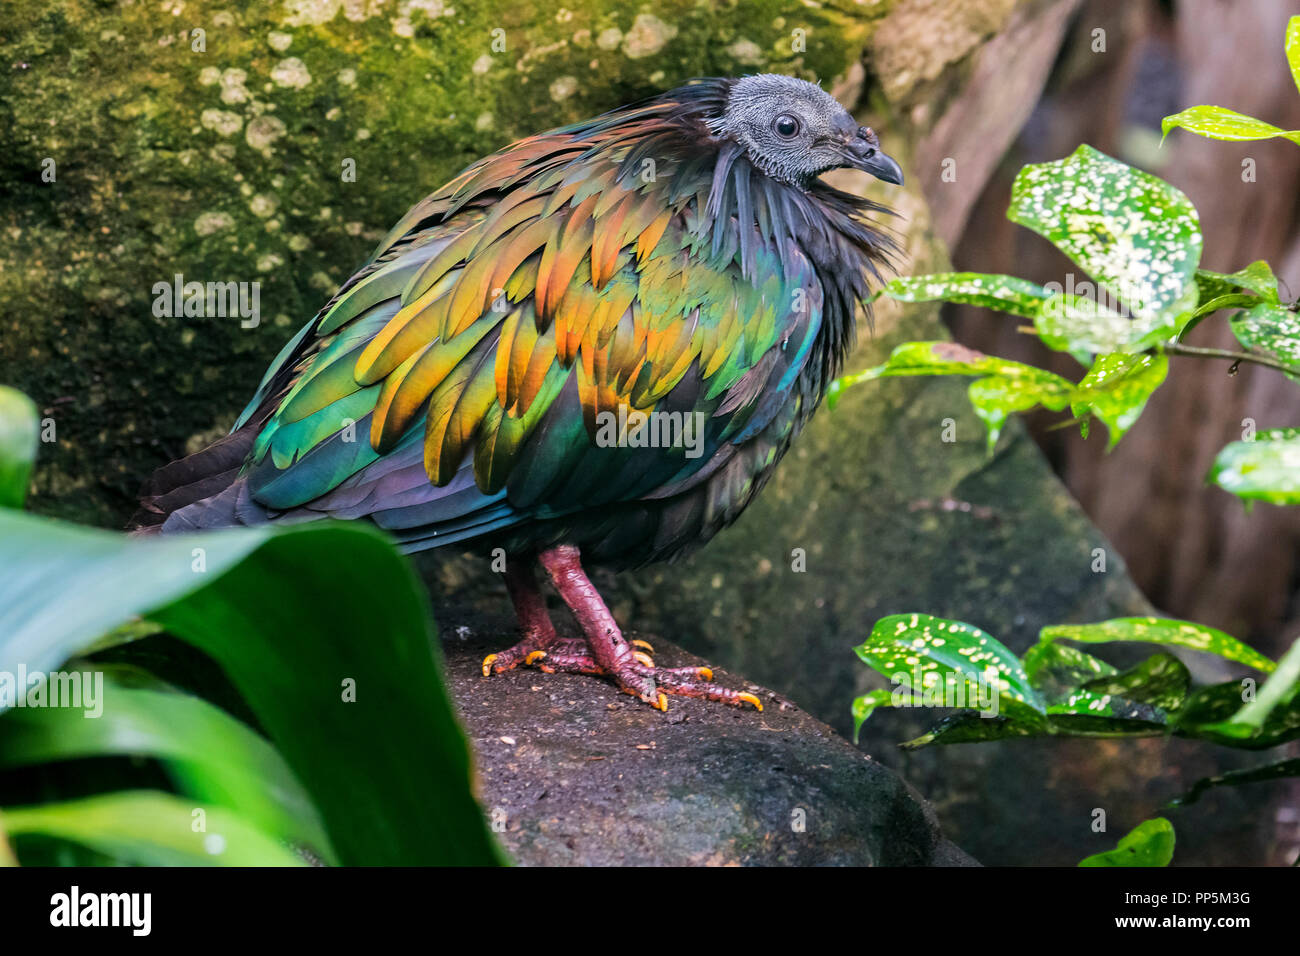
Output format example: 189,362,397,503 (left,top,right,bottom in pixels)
773,114,800,138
